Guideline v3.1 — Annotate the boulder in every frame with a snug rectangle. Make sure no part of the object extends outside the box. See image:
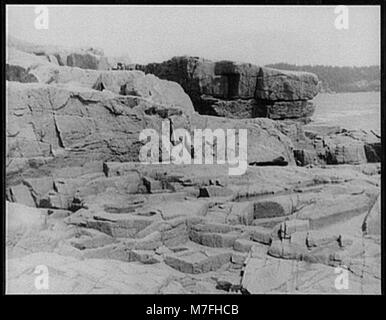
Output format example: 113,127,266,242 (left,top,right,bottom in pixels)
93,70,195,114
6,64,38,83
141,56,320,120
140,56,218,104
6,47,102,86
289,125,381,166
255,67,319,101
6,81,192,183
190,114,296,165
66,52,101,70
